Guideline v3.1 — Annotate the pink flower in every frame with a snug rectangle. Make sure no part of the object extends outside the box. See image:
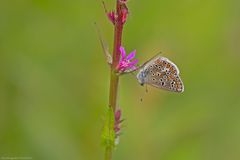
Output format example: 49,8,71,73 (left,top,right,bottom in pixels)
116,46,138,73
121,7,128,24
114,109,123,136
119,0,127,3
119,1,128,24
107,11,116,24
103,0,128,25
